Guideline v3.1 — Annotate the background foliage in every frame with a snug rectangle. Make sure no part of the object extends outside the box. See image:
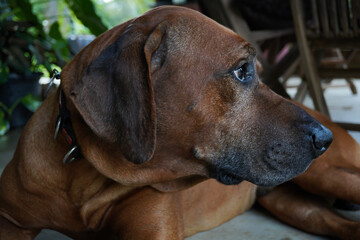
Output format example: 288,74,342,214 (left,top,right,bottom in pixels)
28,0,155,37
0,0,154,135
3,0,155,76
